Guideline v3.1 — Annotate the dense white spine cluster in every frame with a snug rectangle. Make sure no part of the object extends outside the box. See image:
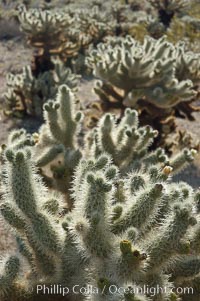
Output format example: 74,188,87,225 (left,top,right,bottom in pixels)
0,85,199,301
